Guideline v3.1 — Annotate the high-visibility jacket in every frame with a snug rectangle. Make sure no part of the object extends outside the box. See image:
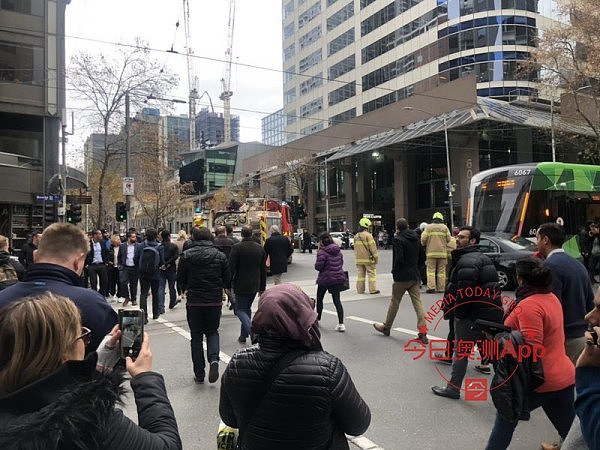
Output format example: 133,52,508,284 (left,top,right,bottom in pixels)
421,222,451,259
354,230,378,265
